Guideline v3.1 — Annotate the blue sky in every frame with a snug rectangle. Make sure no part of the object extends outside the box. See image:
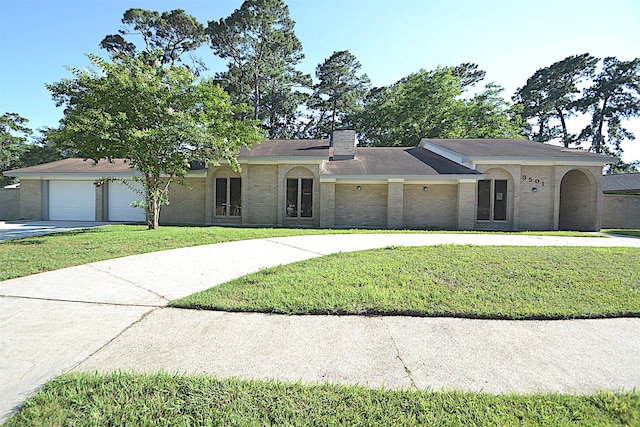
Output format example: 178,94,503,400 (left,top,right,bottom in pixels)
1,0,639,161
